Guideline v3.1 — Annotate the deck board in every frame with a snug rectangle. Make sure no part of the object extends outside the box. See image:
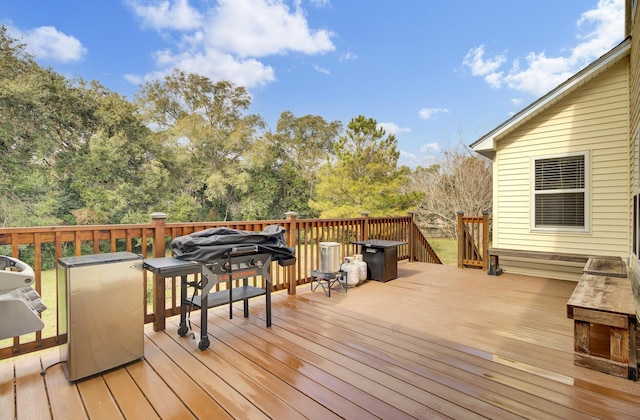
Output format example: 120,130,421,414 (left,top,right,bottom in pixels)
162,323,311,419
3,262,640,419
197,316,380,419
254,302,580,419
40,350,86,419
165,318,343,420
14,353,50,420
0,355,16,419
267,291,623,418
213,305,517,419
124,357,196,419
142,335,231,419
202,310,433,419
103,367,159,419
76,375,123,419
